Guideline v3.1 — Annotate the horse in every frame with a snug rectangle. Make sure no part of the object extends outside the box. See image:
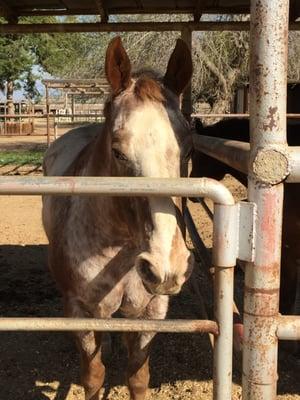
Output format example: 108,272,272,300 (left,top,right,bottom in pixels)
42,37,194,400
